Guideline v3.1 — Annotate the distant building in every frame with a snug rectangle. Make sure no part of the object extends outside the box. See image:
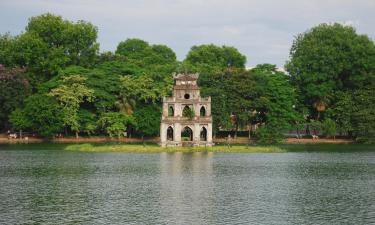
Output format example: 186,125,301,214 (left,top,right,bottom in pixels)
160,73,213,147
